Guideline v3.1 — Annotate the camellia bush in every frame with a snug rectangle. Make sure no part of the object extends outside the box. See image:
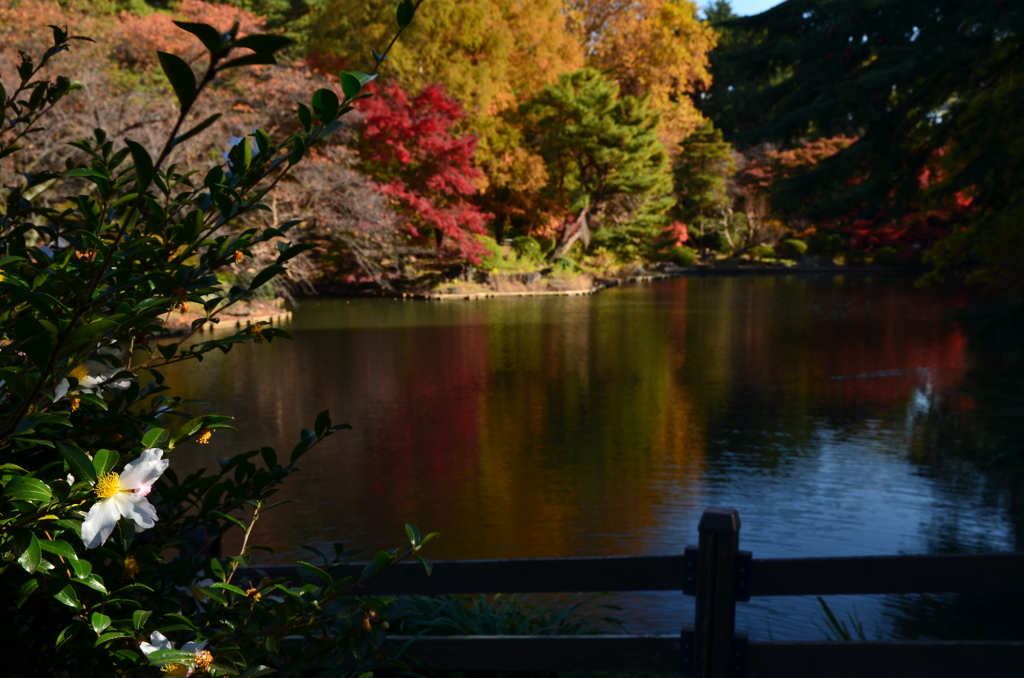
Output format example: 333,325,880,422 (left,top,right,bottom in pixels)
0,2,435,676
